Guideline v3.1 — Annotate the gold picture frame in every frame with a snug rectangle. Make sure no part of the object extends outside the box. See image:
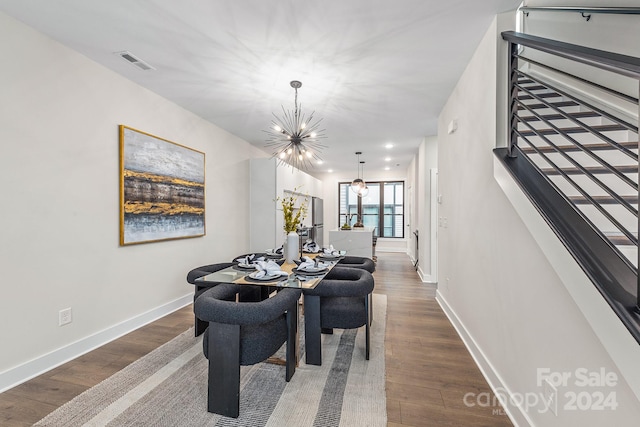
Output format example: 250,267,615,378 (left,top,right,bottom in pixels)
119,125,205,245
